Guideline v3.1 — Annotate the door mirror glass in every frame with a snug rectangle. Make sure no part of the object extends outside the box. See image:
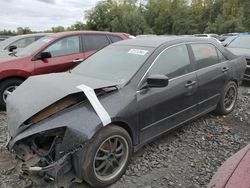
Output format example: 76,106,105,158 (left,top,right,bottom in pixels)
8,45,17,52
147,74,169,88
37,52,52,60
